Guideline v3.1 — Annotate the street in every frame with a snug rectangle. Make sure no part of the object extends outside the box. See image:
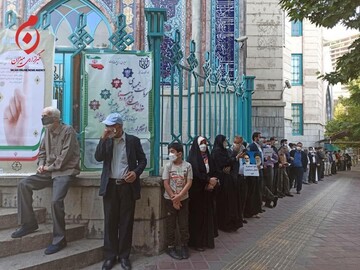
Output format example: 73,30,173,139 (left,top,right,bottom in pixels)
85,165,360,270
